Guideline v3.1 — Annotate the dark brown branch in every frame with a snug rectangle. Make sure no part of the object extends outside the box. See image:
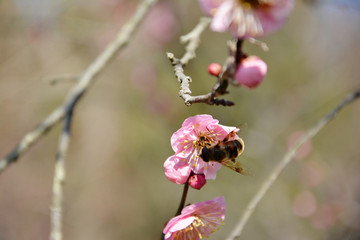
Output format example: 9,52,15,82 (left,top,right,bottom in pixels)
175,181,190,216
